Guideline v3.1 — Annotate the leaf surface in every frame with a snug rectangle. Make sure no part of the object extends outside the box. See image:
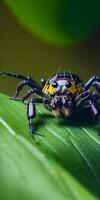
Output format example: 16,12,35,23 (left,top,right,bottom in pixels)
0,93,100,200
